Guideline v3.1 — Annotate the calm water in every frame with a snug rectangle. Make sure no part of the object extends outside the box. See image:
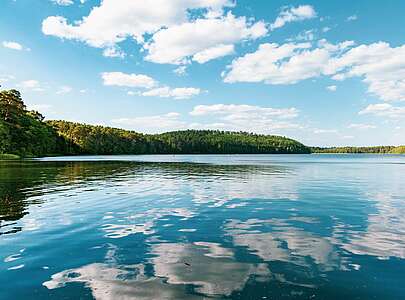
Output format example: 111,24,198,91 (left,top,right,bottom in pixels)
0,155,404,299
